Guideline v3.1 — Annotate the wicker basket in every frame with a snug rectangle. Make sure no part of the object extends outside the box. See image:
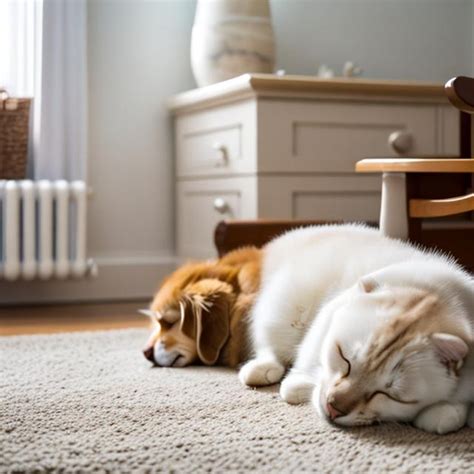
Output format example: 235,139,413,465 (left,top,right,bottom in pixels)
0,88,32,179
